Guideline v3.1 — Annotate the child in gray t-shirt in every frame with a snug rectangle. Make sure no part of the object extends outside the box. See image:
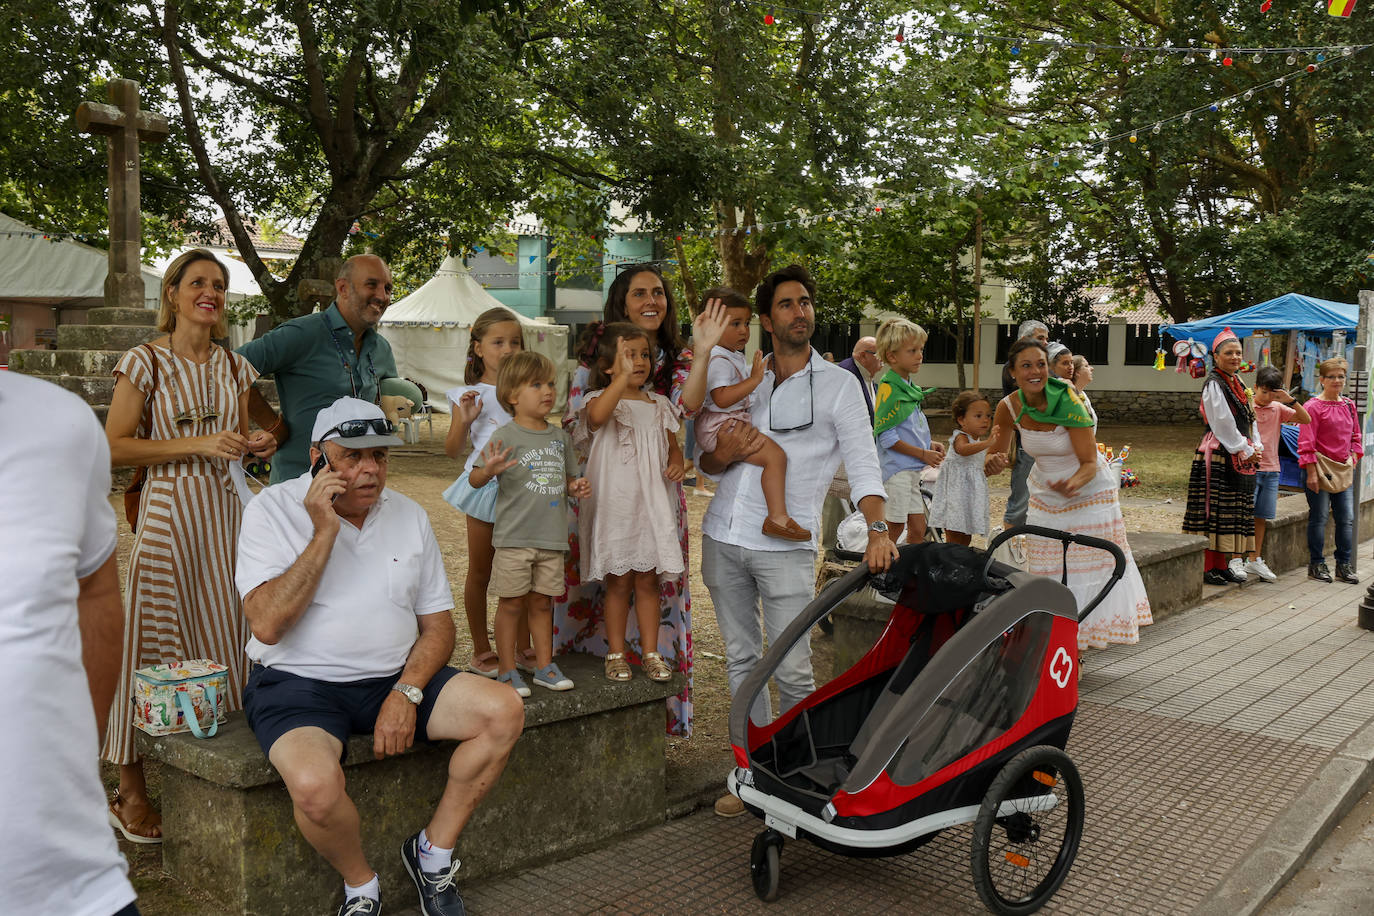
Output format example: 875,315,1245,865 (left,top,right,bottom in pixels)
470,352,589,698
